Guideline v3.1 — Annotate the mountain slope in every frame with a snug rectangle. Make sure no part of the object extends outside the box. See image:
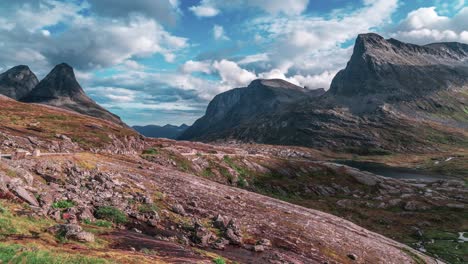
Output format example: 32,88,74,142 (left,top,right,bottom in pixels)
0,65,39,100
180,33,468,152
21,63,124,125
180,79,325,140
133,124,189,139
0,98,444,263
